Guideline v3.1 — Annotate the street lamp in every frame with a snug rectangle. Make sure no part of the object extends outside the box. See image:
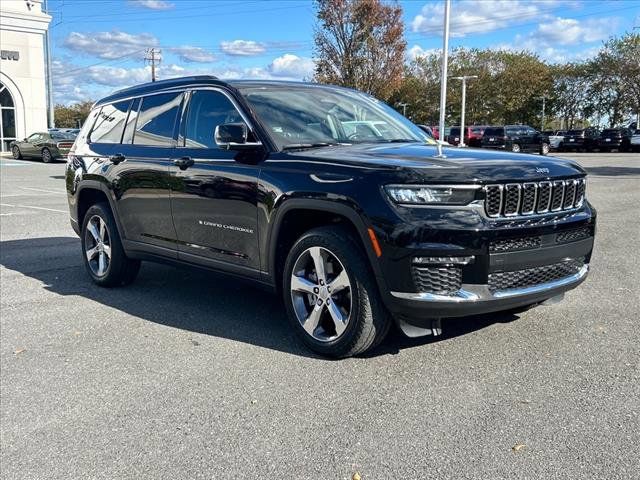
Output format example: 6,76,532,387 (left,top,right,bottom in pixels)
451,75,478,147
436,0,451,158
397,102,410,117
